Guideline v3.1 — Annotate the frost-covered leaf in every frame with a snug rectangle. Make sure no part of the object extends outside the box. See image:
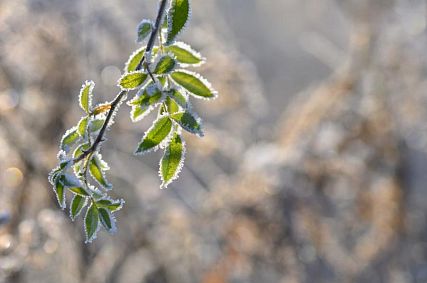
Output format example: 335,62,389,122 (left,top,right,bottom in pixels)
84,204,99,243
60,127,80,153
87,185,105,200
166,42,204,65
77,116,89,137
129,85,164,107
128,85,165,122
89,154,112,190
130,105,150,122
70,195,87,220
49,159,72,185
118,71,148,90
96,199,124,212
160,133,185,188
125,47,145,72
68,186,89,197
136,19,153,43
170,70,217,99
79,81,94,113
135,115,173,155
125,47,159,73
54,177,66,209
89,118,105,133
153,54,176,74
165,88,188,109
166,0,190,45
98,207,116,233
170,111,203,136
165,96,180,114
